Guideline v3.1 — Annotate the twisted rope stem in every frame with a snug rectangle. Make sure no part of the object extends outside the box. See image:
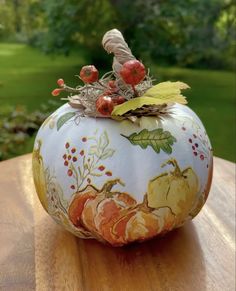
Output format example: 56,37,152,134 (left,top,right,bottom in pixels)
102,29,136,89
